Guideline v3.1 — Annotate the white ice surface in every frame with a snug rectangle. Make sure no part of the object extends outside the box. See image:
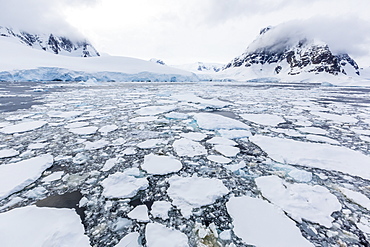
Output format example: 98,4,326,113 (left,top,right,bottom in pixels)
69,126,98,135
255,175,341,227
115,232,141,247
217,129,252,139
48,111,84,119
227,196,313,247
240,113,285,126
339,187,370,211
173,138,207,157
151,201,172,220
101,158,119,172
129,116,158,123
297,127,328,135
207,137,237,146
167,175,229,217
311,111,358,124
127,205,150,222
65,121,89,129
145,222,189,247
165,112,189,120
0,120,47,134
99,124,118,135
207,155,232,164
192,113,249,130
180,132,207,141
141,154,182,175
288,169,313,182
250,135,370,180
101,170,148,199
42,171,64,182
0,154,54,200
137,139,168,149
0,148,19,158
0,206,90,247
305,135,340,145
214,145,240,157
84,139,109,150
135,105,176,116
172,93,230,108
